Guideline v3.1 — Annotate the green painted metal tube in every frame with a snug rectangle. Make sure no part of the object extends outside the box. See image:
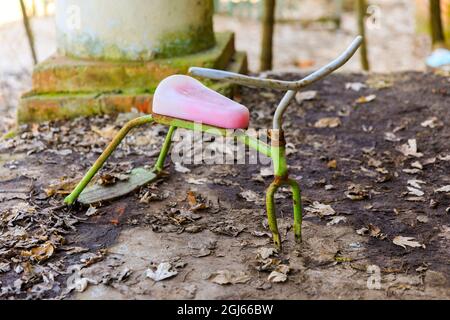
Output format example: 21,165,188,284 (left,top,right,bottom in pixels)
288,179,303,243
64,115,154,205
154,115,272,158
154,126,176,173
235,132,272,158
272,145,288,177
266,180,282,249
